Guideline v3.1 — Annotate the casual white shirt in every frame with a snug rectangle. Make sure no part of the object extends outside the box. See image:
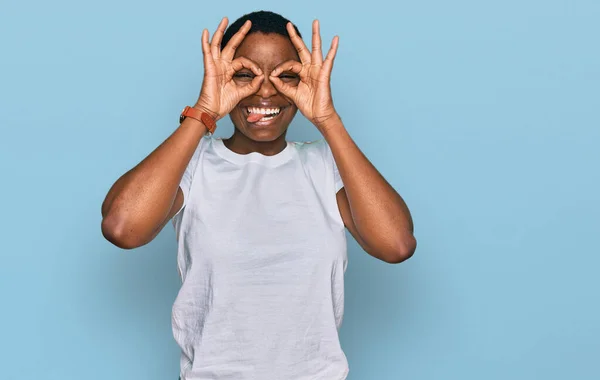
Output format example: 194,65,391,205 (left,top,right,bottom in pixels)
172,135,348,380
